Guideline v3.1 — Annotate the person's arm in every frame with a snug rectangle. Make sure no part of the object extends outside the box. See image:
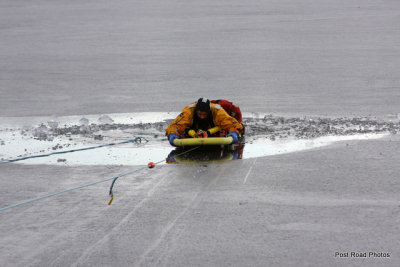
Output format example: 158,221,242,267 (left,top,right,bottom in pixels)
165,106,193,137
214,107,243,134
